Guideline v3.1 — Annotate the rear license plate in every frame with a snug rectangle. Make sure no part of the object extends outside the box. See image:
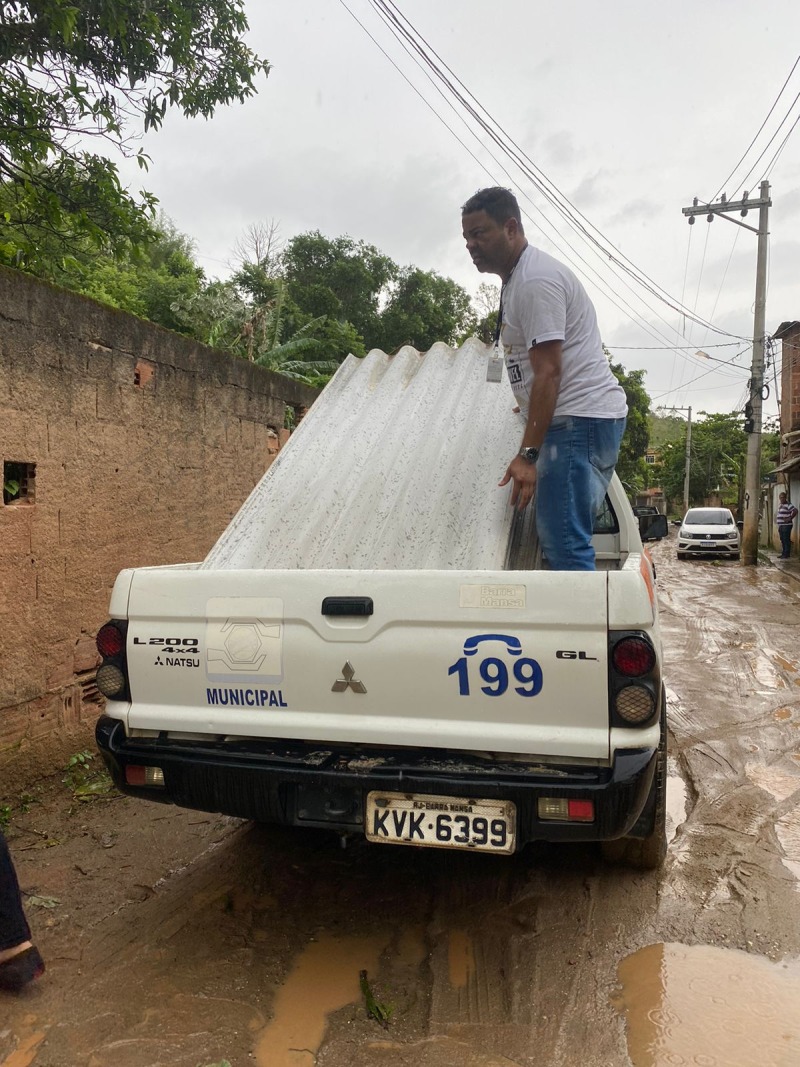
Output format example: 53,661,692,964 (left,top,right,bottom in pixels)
365,791,516,854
